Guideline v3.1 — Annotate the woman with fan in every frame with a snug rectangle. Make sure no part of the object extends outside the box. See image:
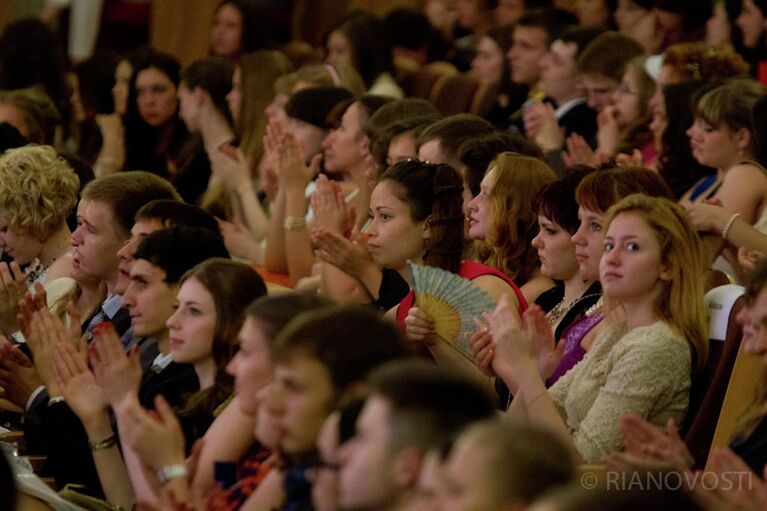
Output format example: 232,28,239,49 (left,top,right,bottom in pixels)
365,159,526,383
485,194,708,463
